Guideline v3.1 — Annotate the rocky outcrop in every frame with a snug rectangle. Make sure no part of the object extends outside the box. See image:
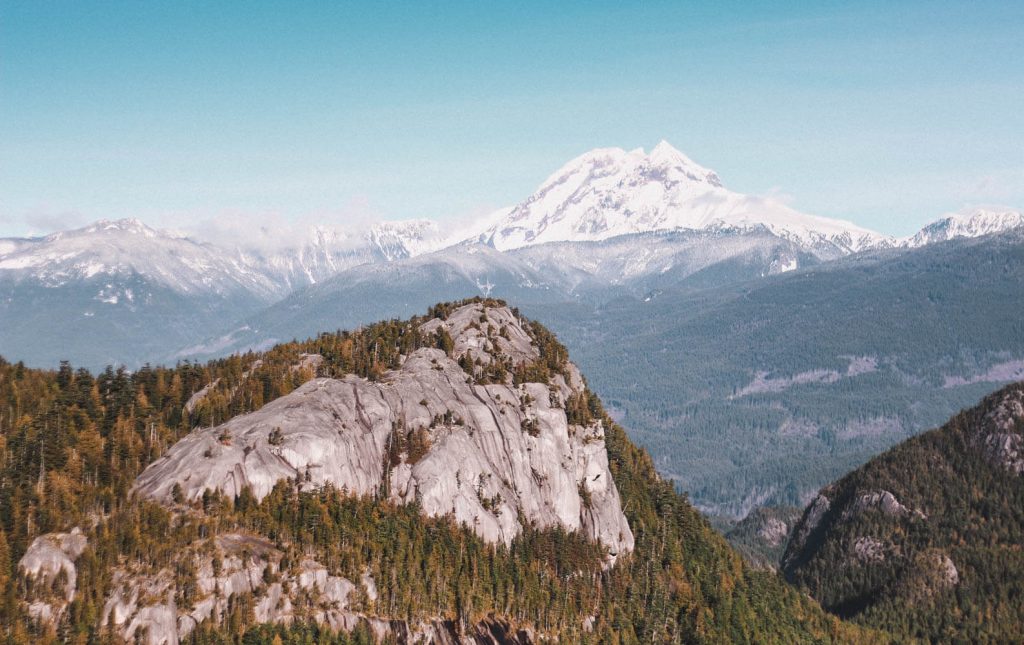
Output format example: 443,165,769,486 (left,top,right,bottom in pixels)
134,303,633,559
934,552,960,588
23,304,633,642
723,505,802,571
844,490,926,521
974,387,1024,474
95,531,530,645
852,537,889,564
756,517,789,547
18,528,88,622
